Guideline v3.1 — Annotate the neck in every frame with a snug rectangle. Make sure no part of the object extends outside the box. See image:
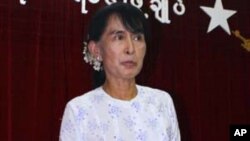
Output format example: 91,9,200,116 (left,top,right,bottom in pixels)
102,78,137,100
